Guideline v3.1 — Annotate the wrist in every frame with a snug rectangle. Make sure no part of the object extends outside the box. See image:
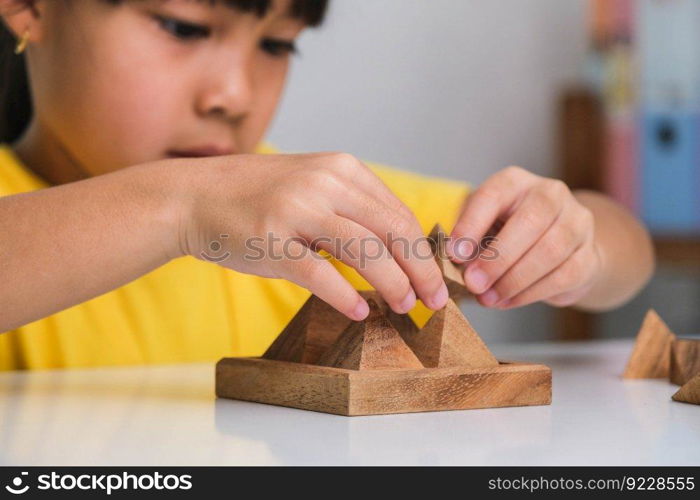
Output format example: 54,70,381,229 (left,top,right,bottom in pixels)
129,159,195,261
